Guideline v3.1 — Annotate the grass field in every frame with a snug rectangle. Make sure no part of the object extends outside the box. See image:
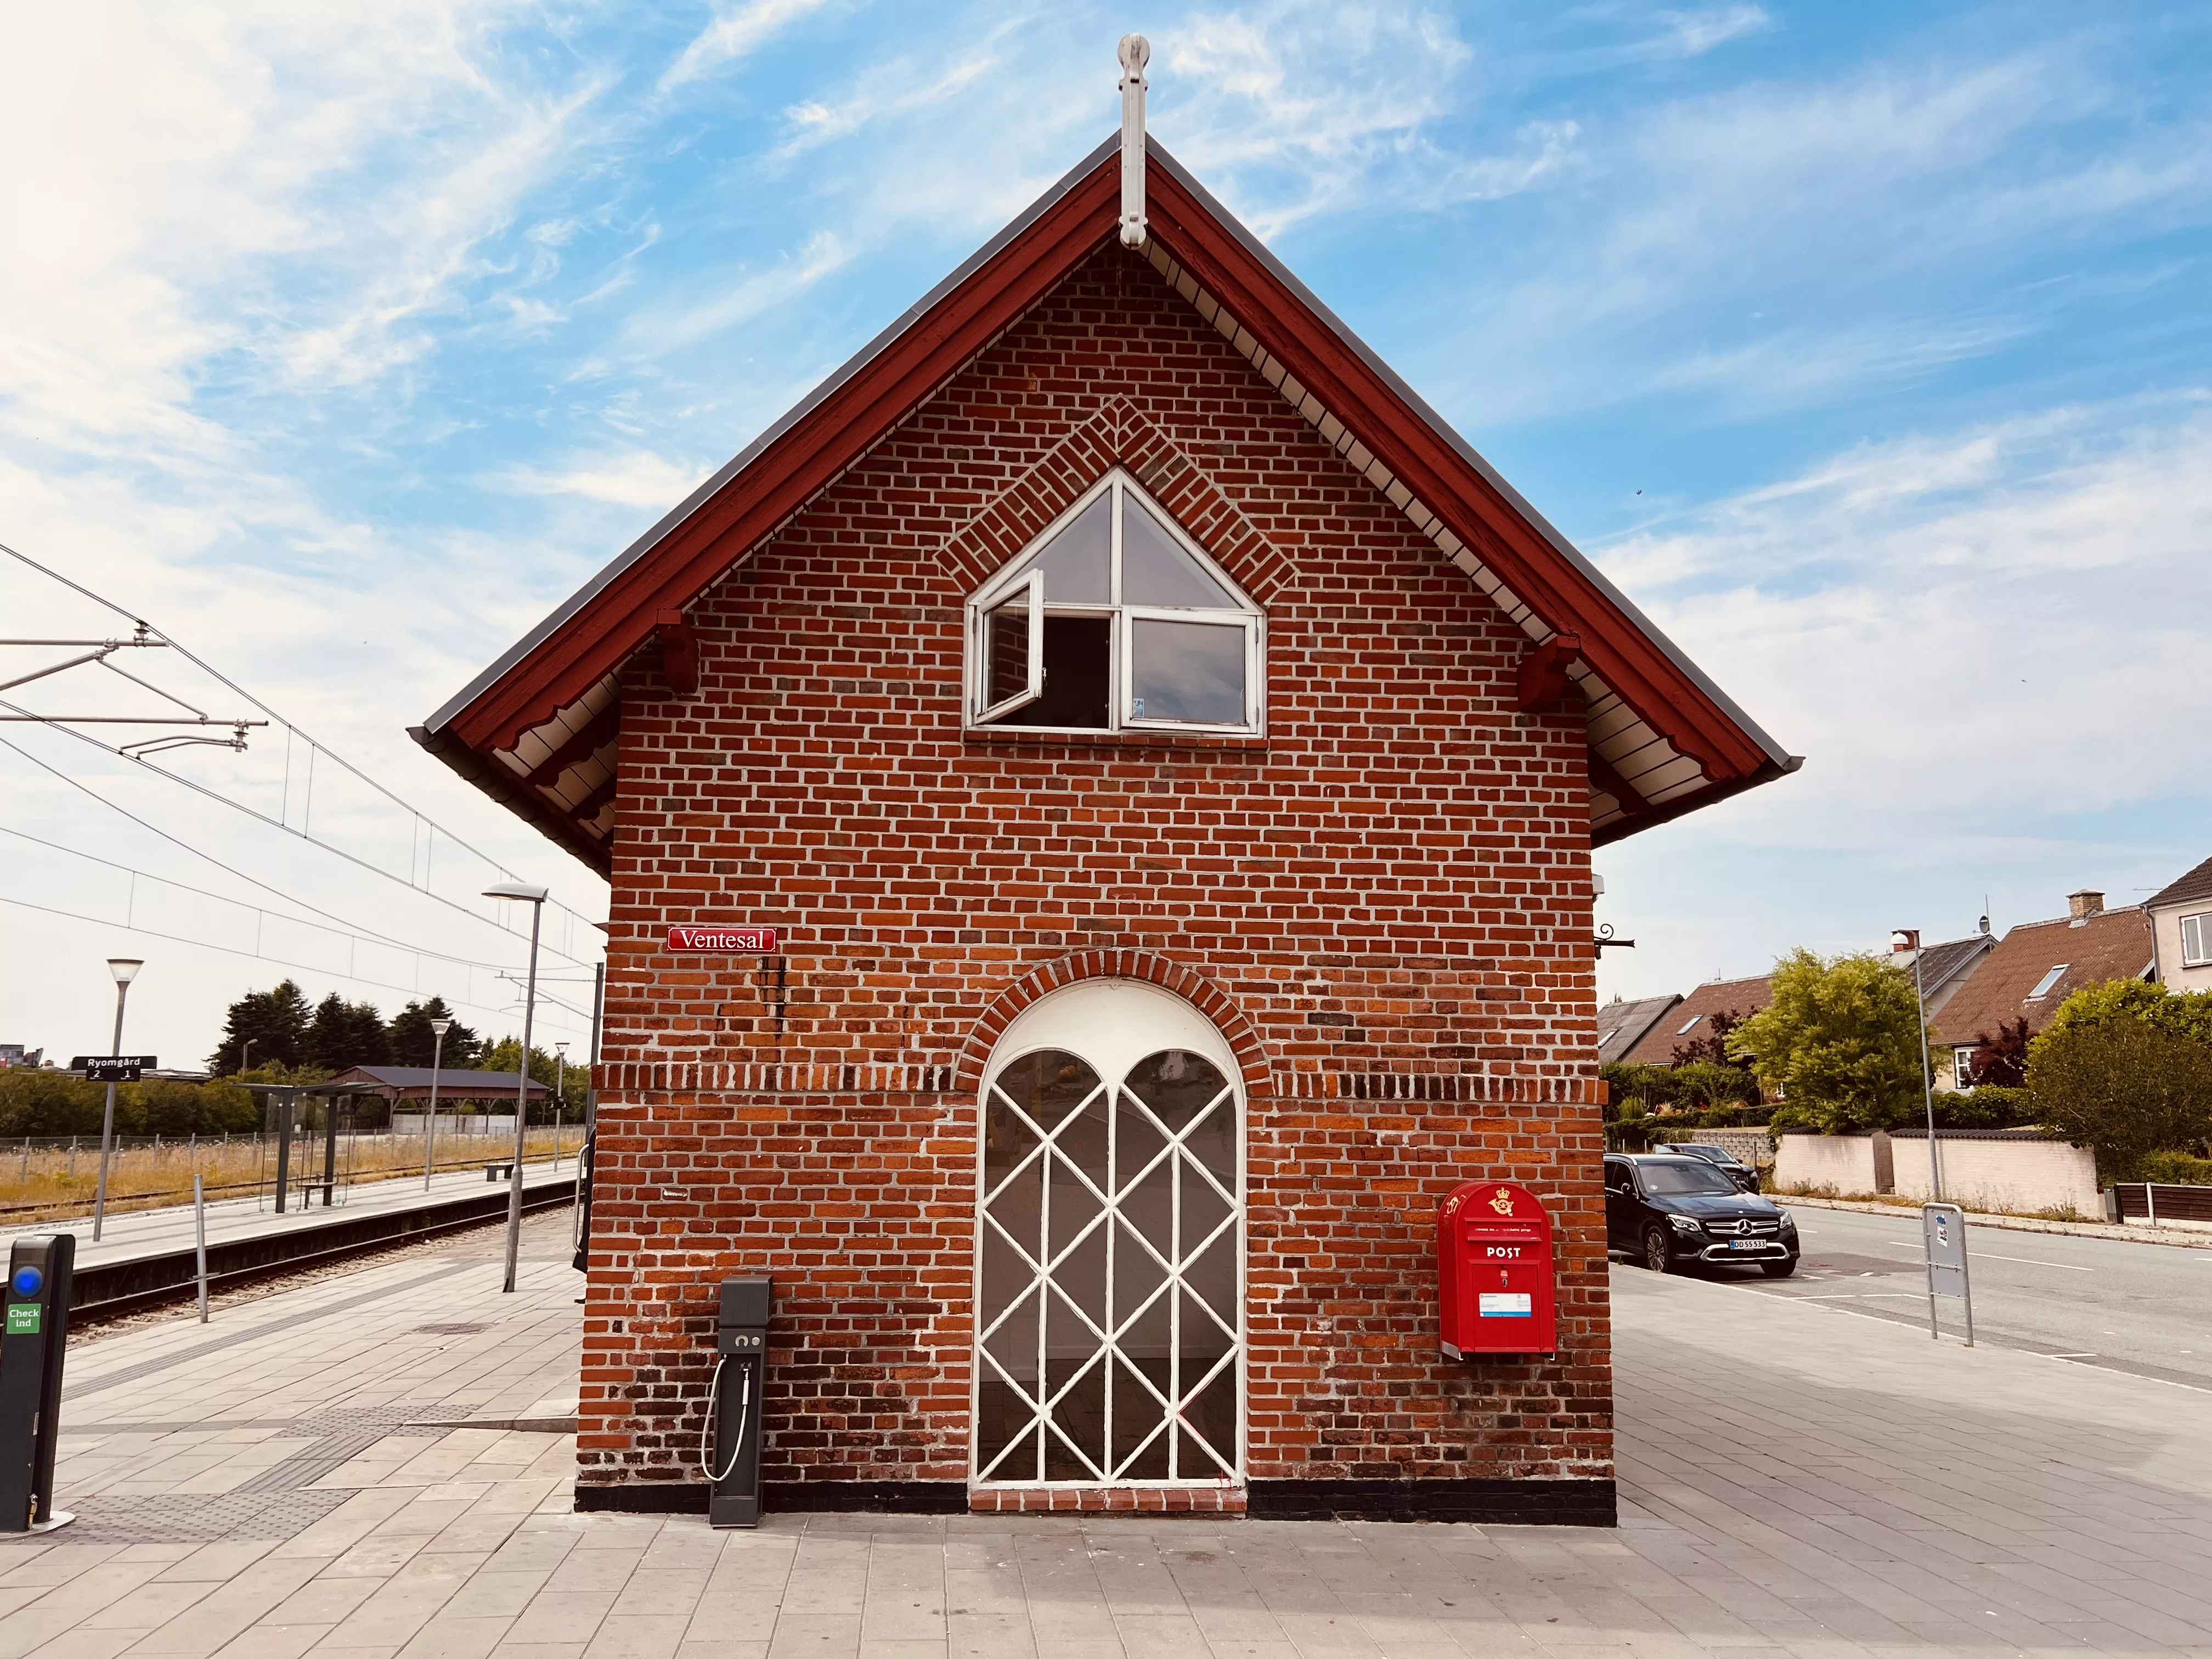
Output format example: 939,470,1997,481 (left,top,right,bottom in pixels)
0,1126,586,1224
